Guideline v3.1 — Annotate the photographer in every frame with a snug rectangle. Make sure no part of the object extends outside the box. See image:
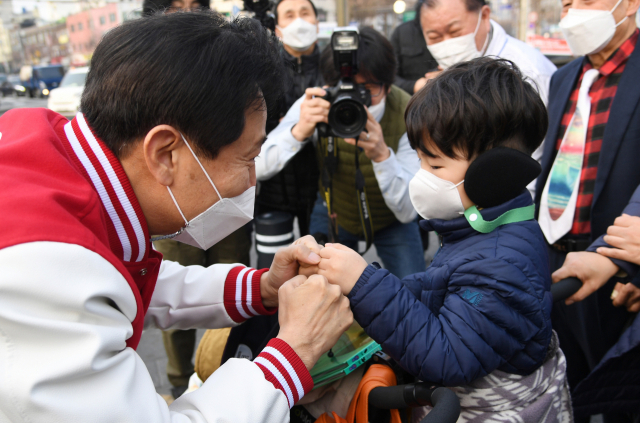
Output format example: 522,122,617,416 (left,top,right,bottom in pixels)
257,0,324,236
256,27,425,278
